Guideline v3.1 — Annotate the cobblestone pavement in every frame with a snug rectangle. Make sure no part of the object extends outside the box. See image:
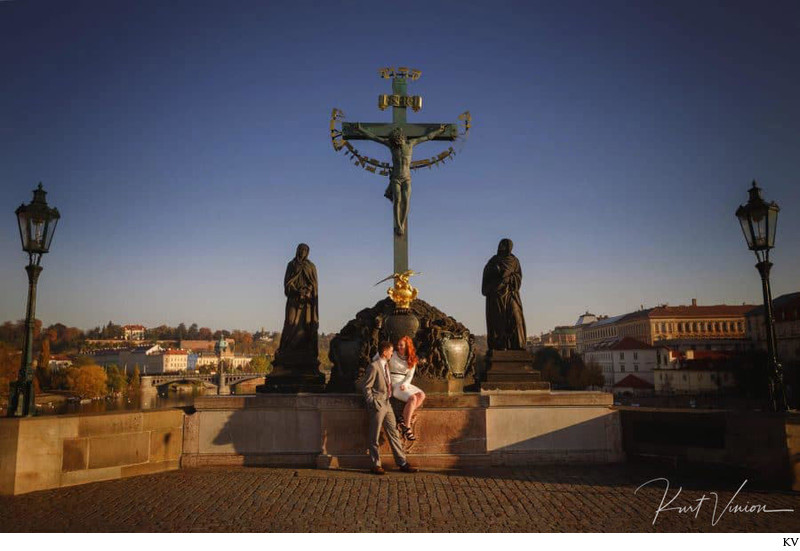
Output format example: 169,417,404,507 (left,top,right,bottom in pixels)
1,464,798,532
